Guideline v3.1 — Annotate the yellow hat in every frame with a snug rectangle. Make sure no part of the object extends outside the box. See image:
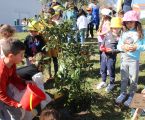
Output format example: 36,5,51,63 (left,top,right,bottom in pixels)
27,20,38,31
27,20,44,31
52,0,57,3
110,17,122,28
